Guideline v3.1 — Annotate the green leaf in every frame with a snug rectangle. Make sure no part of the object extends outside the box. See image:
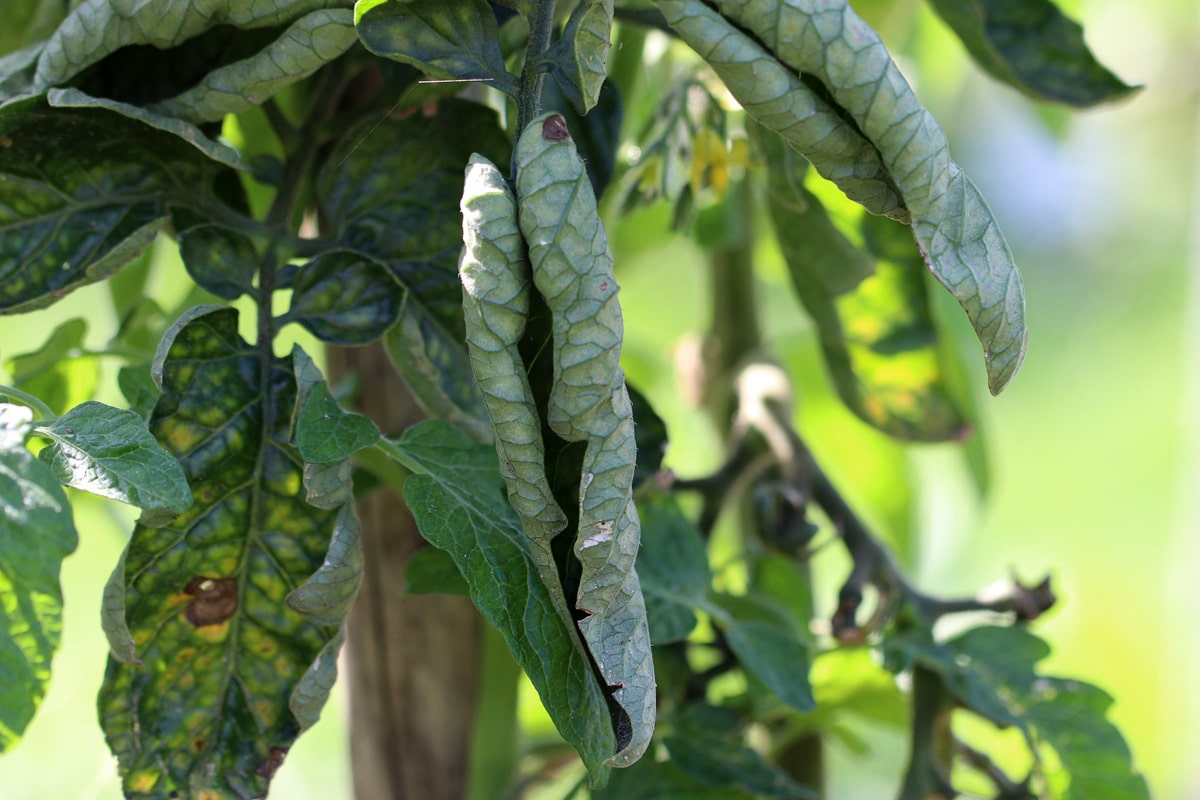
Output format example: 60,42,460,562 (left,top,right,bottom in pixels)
98,306,358,798
546,0,615,115
149,9,358,123
542,74,624,199
636,495,710,644
0,43,44,106
118,364,162,420
663,704,817,798
927,0,1138,107
47,88,249,171
291,346,381,463
706,0,1027,393
35,401,193,514
384,420,617,784
721,618,815,713
890,626,1150,799
403,546,469,596
354,0,519,94
593,754,754,800
317,100,510,435
0,403,78,755
755,125,969,441
0,4,67,57
178,224,260,301
0,101,234,313
5,318,98,416
288,250,404,345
